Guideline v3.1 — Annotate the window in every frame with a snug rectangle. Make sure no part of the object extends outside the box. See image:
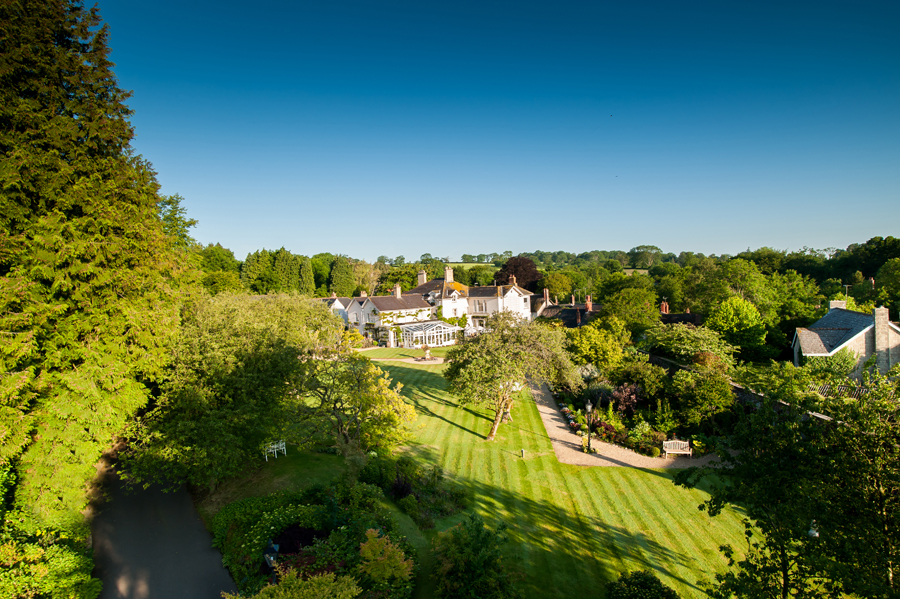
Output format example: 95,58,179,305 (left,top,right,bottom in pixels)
452,308,457,317
351,313,359,324
474,300,486,312
523,298,528,306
